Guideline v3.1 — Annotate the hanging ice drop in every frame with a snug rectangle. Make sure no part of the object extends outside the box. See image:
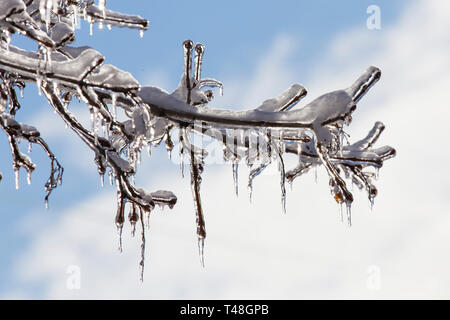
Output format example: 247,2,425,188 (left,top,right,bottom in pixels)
346,203,352,227
14,169,19,190
232,161,239,197
117,225,123,252
198,237,205,267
